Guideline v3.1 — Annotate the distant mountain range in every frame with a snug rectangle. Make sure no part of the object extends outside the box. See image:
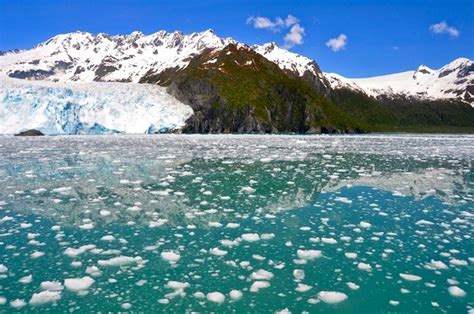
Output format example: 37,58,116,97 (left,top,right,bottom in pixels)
0,29,473,134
